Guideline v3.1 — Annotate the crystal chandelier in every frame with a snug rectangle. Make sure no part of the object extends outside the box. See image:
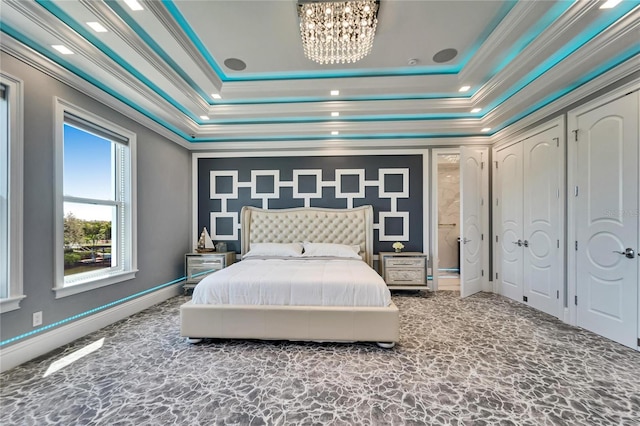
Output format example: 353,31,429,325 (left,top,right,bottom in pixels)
297,1,379,65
